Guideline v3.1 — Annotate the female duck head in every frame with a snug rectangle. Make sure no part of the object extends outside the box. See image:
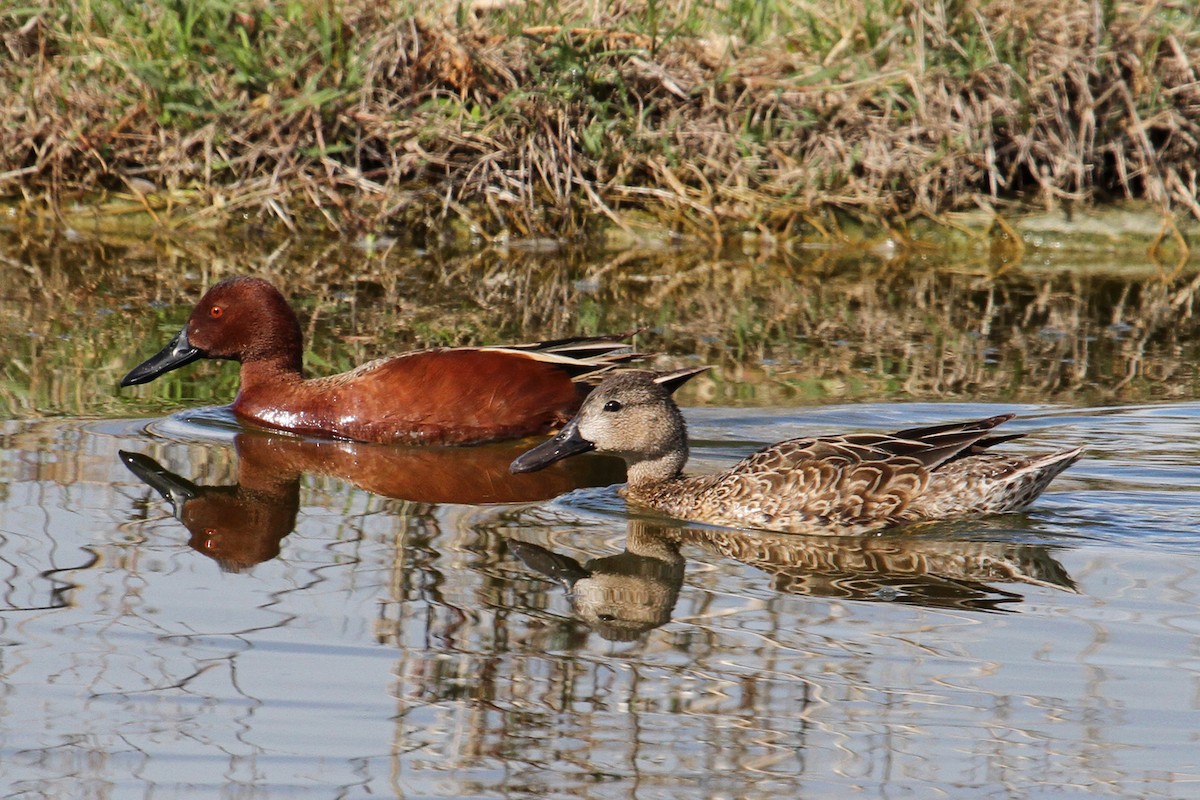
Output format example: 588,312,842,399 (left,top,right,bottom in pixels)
121,277,304,387
510,366,710,475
